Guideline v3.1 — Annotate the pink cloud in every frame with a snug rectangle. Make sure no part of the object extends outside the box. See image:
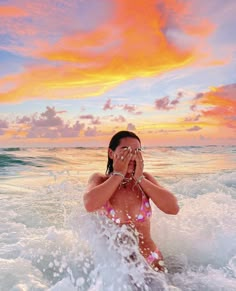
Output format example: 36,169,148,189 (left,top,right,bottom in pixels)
158,129,180,133
73,121,85,132
13,106,85,139
0,120,9,128
155,93,182,111
103,99,114,110
84,126,97,137
170,99,180,106
91,118,101,125
186,126,202,131
111,115,126,122
123,104,136,113
0,120,8,135
80,115,94,119
122,104,142,115
103,100,142,115
184,114,201,122
79,114,101,125
60,123,84,138
127,123,136,131
41,129,59,139
16,116,31,124
194,93,204,100
190,104,197,111
155,96,170,110
116,104,142,115
27,119,85,139
32,107,63,127
190,93,204,111
27,127,56,138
